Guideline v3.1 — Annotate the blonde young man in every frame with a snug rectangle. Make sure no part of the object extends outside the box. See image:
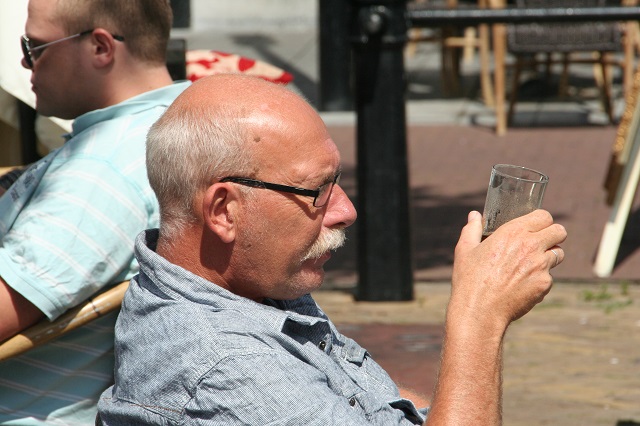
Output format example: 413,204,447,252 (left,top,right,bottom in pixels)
0,0,189,423
98,75,567,425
